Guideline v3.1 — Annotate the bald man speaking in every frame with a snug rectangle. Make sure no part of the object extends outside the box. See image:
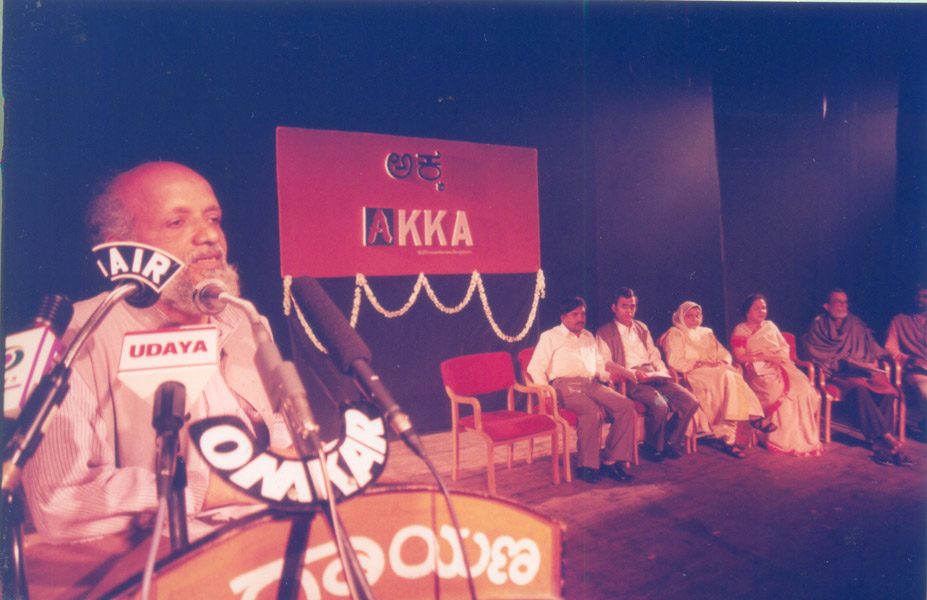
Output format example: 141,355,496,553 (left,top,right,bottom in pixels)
22,162,290,543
